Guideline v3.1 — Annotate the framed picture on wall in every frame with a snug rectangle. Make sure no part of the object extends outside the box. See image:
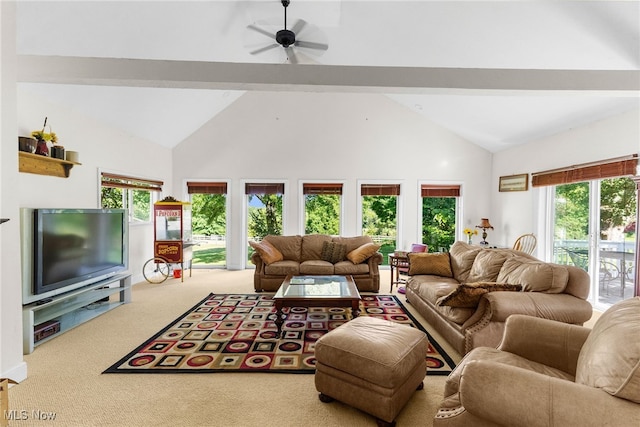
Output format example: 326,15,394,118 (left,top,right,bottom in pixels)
499,173,529,192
